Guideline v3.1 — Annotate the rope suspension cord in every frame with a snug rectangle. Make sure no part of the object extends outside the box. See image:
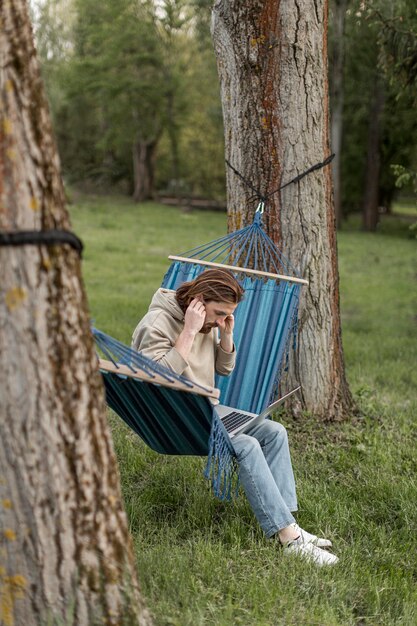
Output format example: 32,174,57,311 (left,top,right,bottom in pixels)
0,230,84,257
225,154,335,206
